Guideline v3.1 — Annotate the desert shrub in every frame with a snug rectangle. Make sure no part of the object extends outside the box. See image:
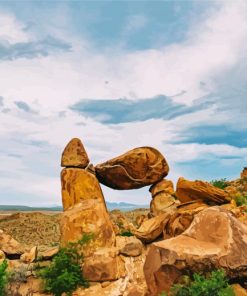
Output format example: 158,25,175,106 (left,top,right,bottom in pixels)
210,179,228,190
160,269,234,296
39,234,92,296
120,230,134,237
235,195,247,207
0,260,8,296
